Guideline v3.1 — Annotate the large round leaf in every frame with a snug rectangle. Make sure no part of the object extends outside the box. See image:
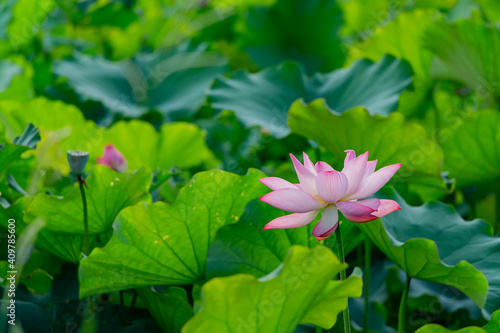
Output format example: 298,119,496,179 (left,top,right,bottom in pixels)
347,9,437,117
209,56,412,137
78,169,267,297
423,18,500,104
183,245,363,332
102,121,217,171
25,166,152,234
0,98,93,139
53,45,228,119
288,99,447,201
360,189,500,318
348,9,435,81
440,110,500,188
